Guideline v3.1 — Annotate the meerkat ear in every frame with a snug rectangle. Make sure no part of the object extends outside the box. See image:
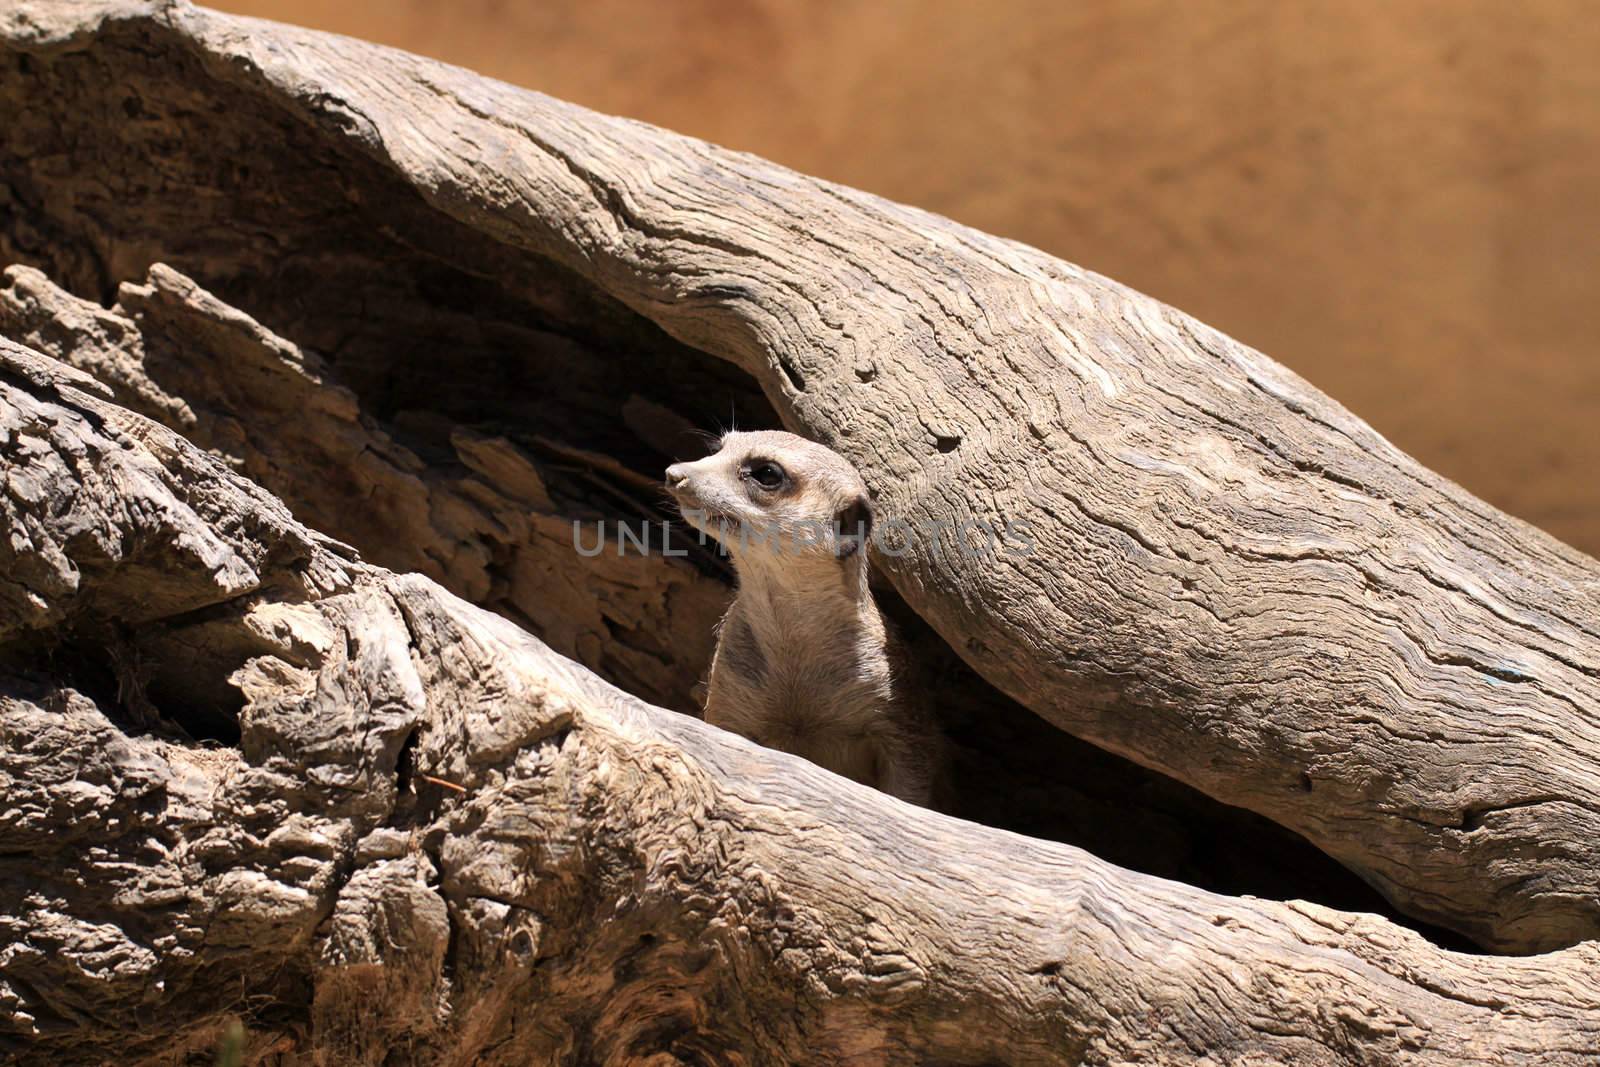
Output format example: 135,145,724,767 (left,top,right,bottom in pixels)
835,495,873,559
